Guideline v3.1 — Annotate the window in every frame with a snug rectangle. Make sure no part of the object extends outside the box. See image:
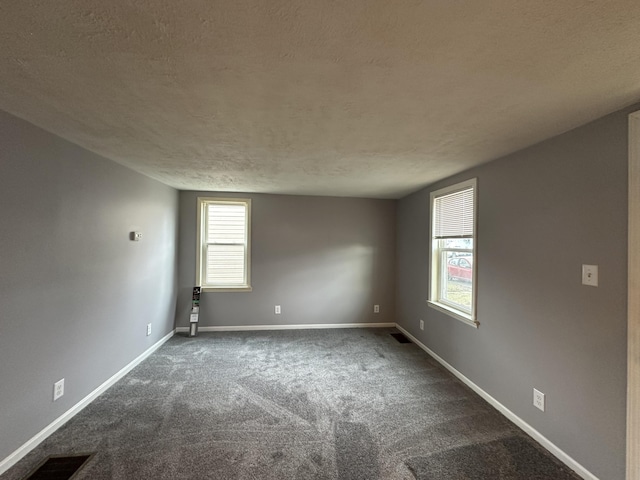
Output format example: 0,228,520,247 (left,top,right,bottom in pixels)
196,197,252,291
428,179,477,327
